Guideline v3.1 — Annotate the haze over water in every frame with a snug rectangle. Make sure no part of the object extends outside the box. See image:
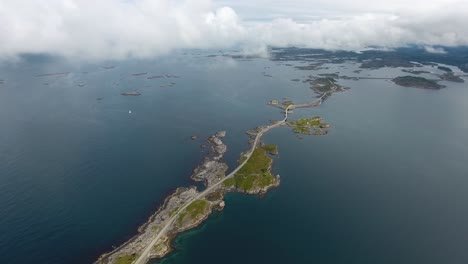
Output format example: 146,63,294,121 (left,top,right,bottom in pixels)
1,52,468,264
